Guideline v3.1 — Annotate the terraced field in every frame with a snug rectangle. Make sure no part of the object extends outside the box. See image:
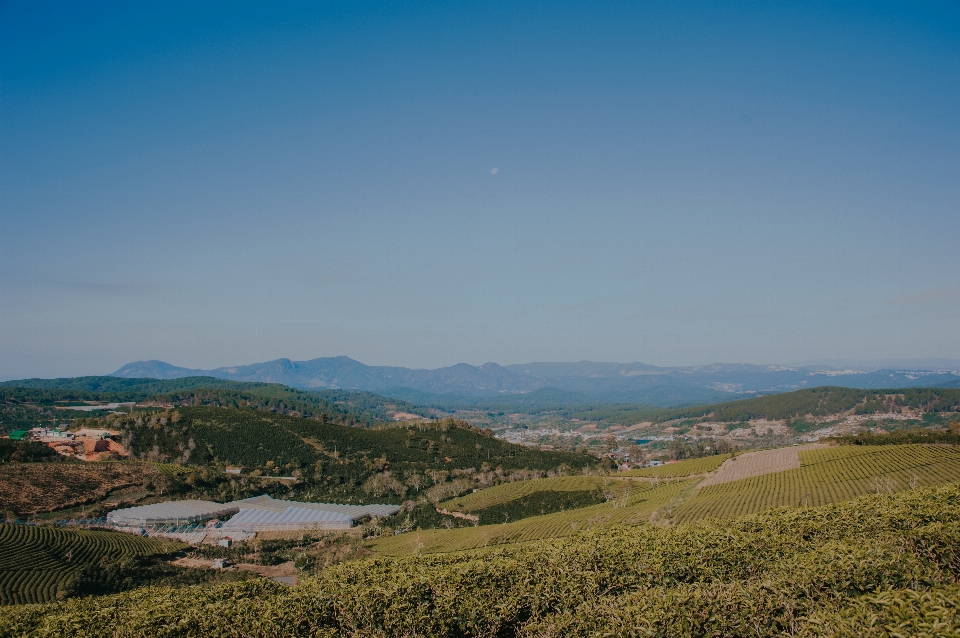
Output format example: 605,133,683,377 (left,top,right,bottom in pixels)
440,475,634,512
0,524,185,605
672,444,960,524
619,454,730,478
373,479,692,556
377,443,960,555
